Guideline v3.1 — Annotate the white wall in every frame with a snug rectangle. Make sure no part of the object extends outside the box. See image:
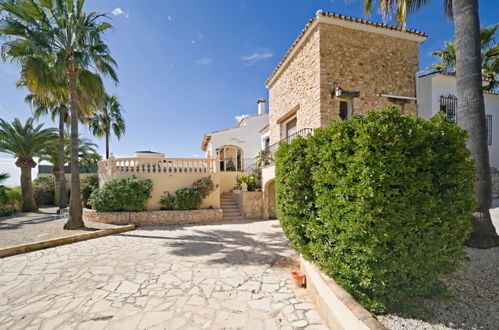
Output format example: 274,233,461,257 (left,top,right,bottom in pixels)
417,73,499,169
204,114,269,161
